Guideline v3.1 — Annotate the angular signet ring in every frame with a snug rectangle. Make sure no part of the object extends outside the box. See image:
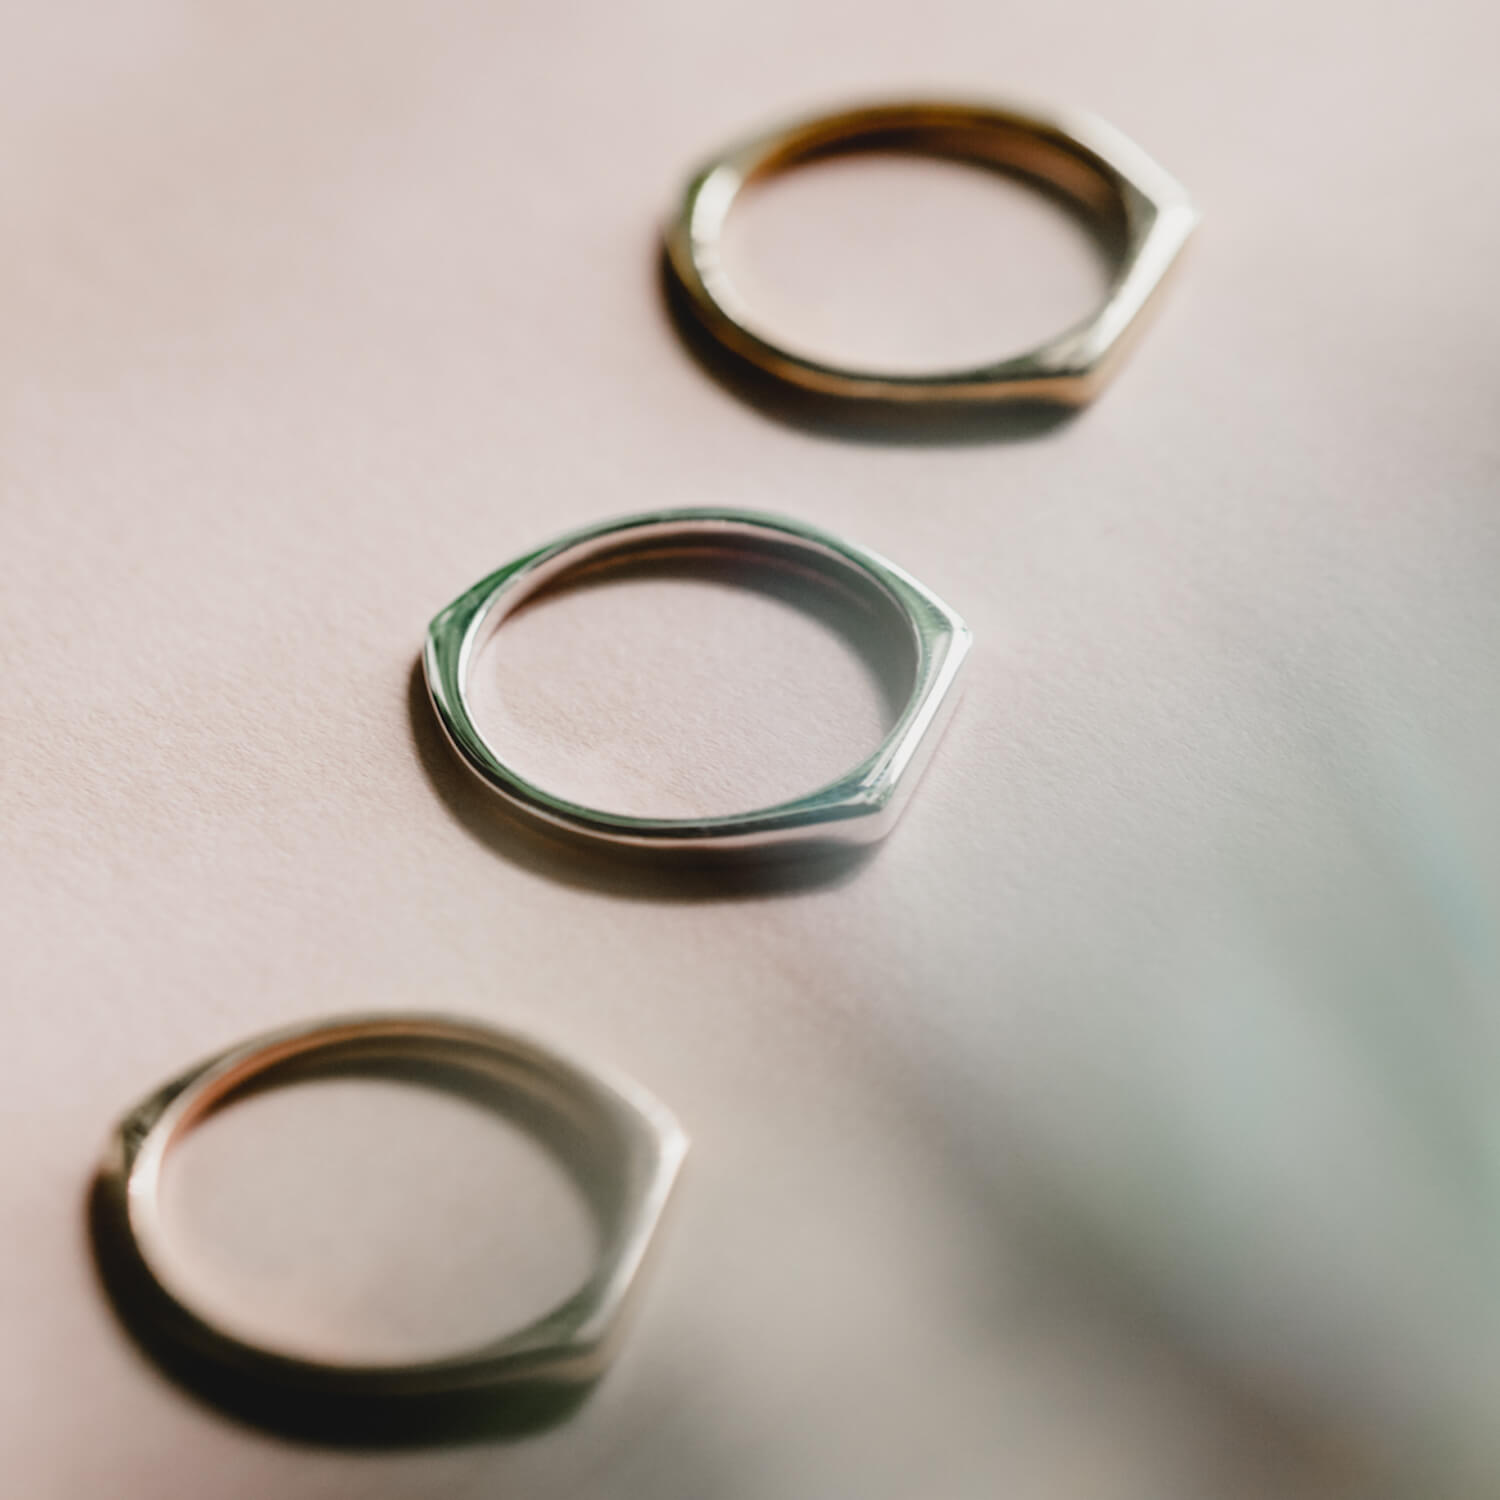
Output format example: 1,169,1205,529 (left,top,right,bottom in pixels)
91,1014,687,1432
664,98,1199,407
423,509,971,855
